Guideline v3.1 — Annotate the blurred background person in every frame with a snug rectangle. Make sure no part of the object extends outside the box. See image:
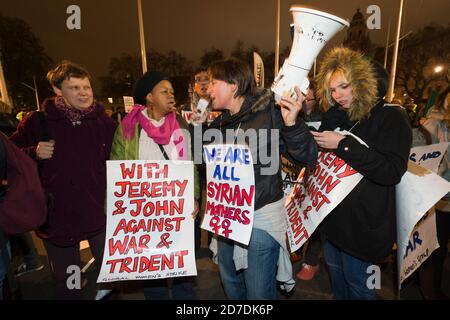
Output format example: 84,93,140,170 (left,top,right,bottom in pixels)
420,86,450,299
